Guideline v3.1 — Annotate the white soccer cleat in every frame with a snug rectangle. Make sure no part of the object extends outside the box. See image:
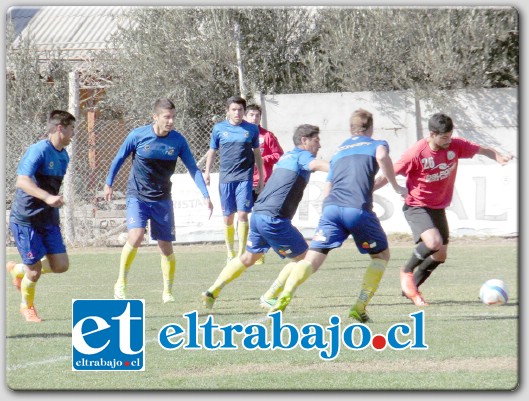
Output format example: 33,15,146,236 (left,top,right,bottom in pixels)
114,283,127,300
